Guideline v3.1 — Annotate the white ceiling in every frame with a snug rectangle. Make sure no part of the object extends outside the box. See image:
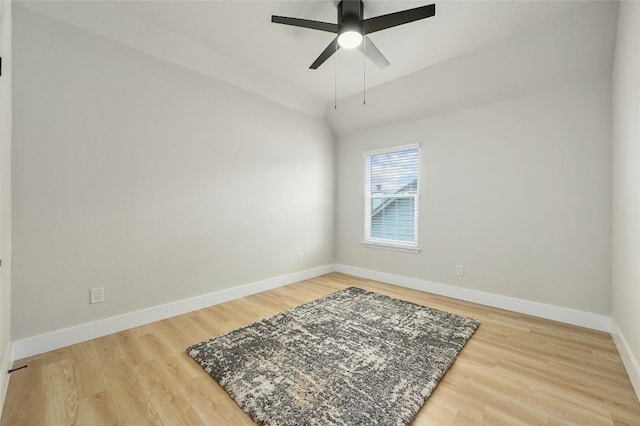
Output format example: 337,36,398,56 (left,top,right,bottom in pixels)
20,0,618,129
326,0,618,135
113,0,592,102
